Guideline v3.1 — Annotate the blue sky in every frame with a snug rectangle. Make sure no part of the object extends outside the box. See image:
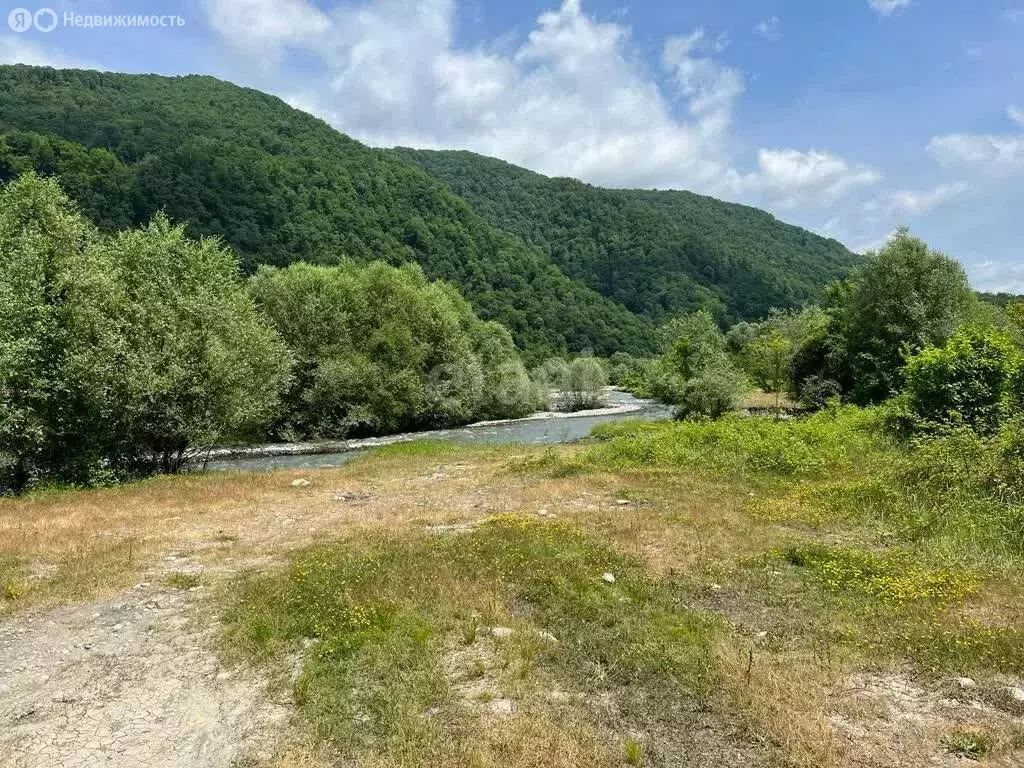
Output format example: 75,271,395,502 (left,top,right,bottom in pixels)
2,0,1023,291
